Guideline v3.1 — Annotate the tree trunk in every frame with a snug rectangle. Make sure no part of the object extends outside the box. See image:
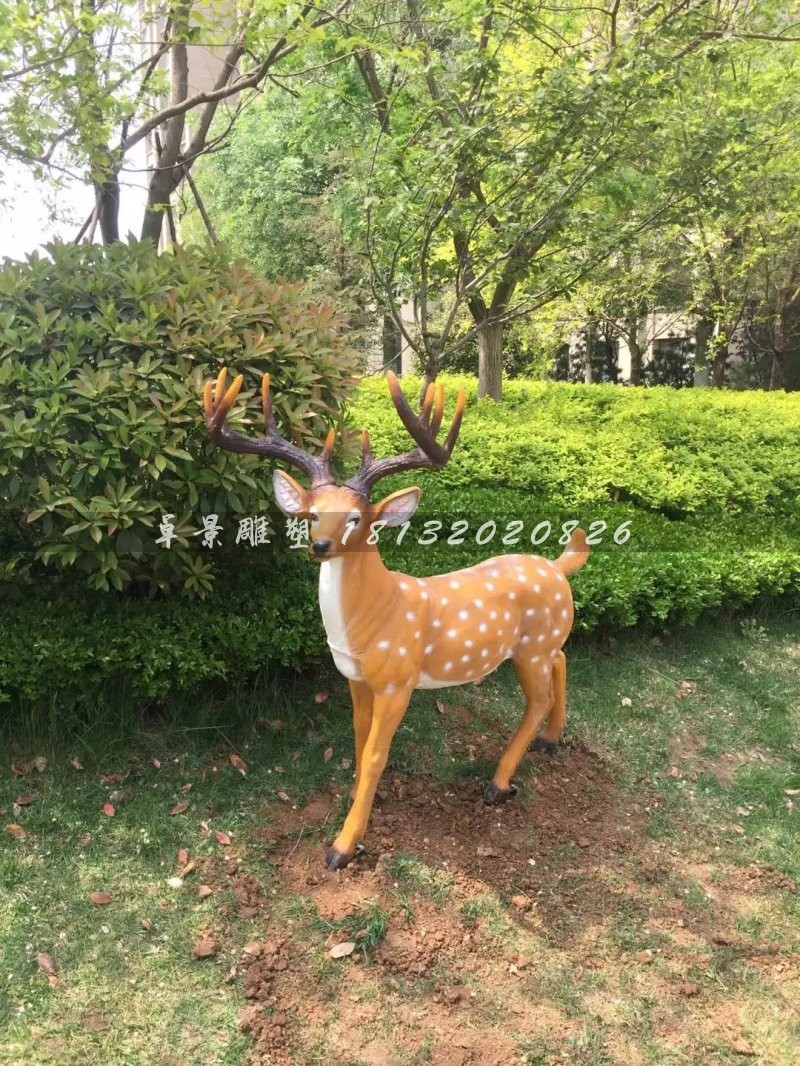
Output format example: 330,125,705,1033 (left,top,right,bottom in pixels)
95,175,120,244
693,315,713,387
583,317,595,384
478,319,503,400
625,311,643,385
711,344,728,388
382,314,401,372
628,338,643,385
141,169,180,244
